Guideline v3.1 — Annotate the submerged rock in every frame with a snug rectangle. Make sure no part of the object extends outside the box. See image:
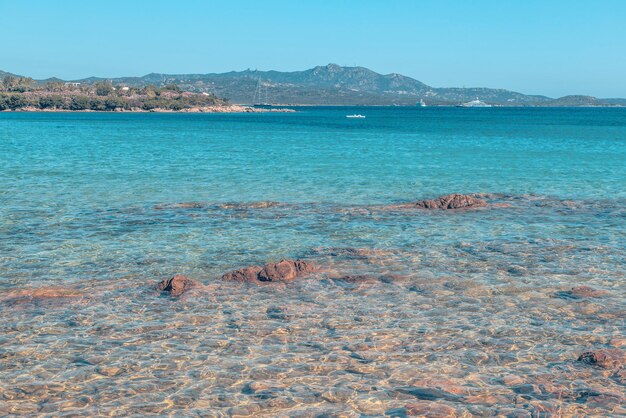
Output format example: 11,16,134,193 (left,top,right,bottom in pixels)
155,200,283,210
154,202,208,210
315,247,391,259
221,259,315,283
404,402,459,417
156,274,197,296
332,274,406,285
556,285,608,300
610,338,626,348
395,386,462,402
414,193,488,210
242,380,285,395
569,285,608,298
218,201,282,210
266,306,289,320
577,349,625,370
333,274,380,283
2,286,83,305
